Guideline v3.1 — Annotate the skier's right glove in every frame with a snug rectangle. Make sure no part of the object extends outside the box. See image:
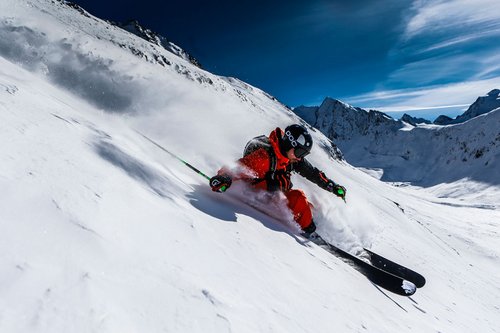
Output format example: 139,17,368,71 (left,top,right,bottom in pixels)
326,181,346,199
209,174,232,193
